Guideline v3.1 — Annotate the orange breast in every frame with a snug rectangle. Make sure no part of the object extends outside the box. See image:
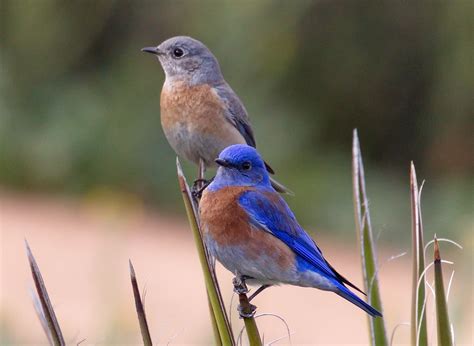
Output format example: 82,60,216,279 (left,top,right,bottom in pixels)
160,80,245,144
200,187,295,269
